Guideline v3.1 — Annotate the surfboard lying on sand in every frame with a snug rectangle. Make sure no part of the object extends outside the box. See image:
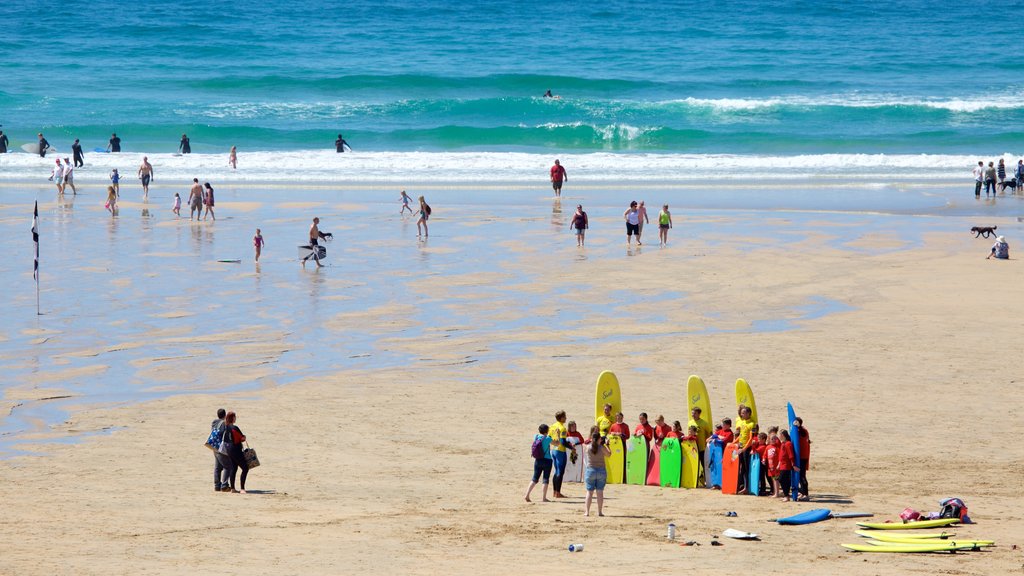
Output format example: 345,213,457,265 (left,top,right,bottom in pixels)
859,532,991,546
776,508,832,525
854,530,955,540
723,528,759,540
21,143,57,154
841,541,983,553
856,518,959,530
